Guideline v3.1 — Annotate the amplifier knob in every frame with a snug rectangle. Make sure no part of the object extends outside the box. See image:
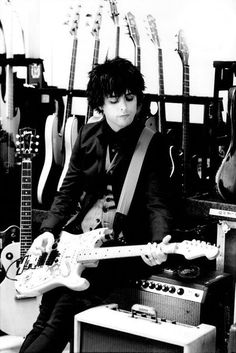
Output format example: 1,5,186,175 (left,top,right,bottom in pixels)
162,285,169,292
155,283,162,291
169,286,176,293
142,281,149,288
148,282,155,289
177,288,184,295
